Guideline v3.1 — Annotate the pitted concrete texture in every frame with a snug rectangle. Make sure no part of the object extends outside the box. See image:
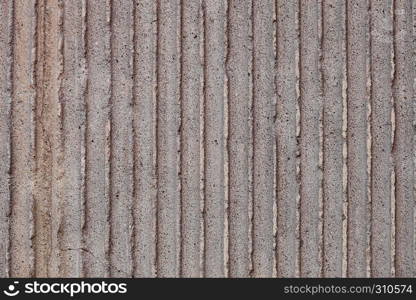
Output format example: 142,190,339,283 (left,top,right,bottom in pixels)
0,0,415,278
